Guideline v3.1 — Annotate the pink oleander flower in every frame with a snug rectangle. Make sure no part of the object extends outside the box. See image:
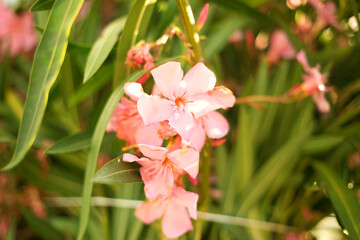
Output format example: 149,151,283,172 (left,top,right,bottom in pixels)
107,83,173,146
123,144,199,199
125,42,155,84
0,3,38,58
135,186,198,239
296,51,330,113
137,61,235,142
308,0,343,31
266,30,296,64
